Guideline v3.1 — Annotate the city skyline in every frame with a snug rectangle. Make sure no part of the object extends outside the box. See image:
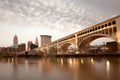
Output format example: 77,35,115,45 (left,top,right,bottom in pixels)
0,0,120,47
